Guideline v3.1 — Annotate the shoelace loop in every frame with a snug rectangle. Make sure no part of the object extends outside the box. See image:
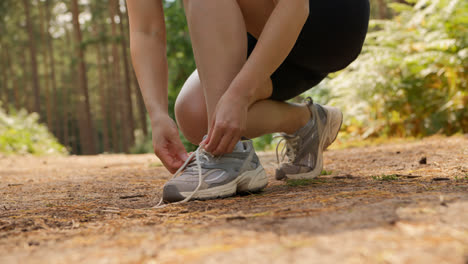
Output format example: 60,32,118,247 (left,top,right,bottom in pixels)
274,134,301,165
